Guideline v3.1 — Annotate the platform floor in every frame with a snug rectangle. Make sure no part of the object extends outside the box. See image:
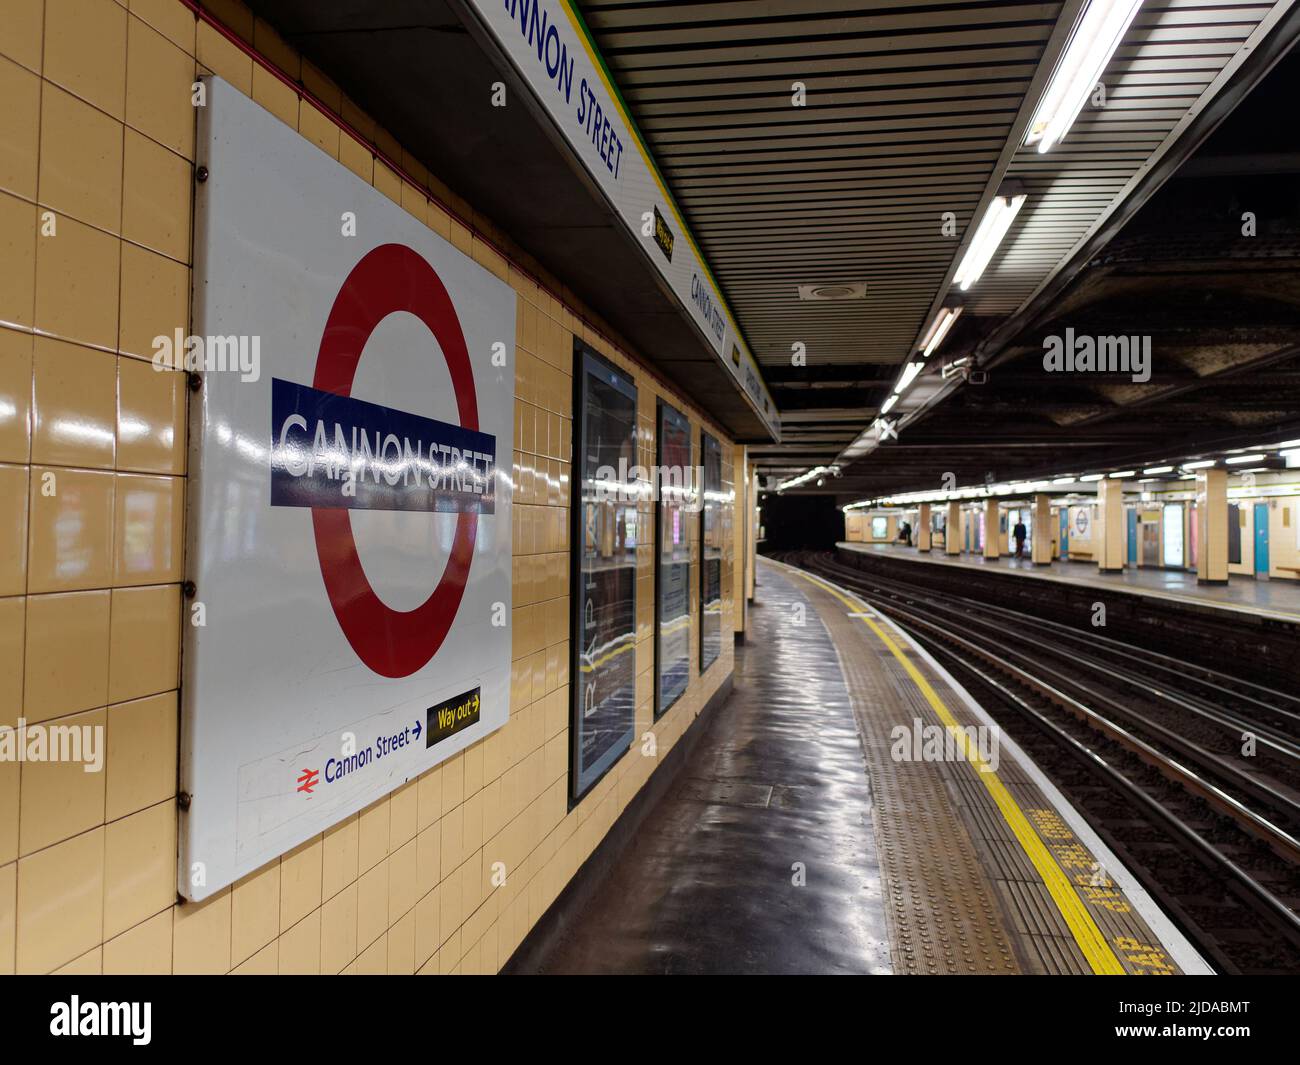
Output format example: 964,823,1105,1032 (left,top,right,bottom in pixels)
530,558,1209,975
840,541,1300,623
535,556,893,974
